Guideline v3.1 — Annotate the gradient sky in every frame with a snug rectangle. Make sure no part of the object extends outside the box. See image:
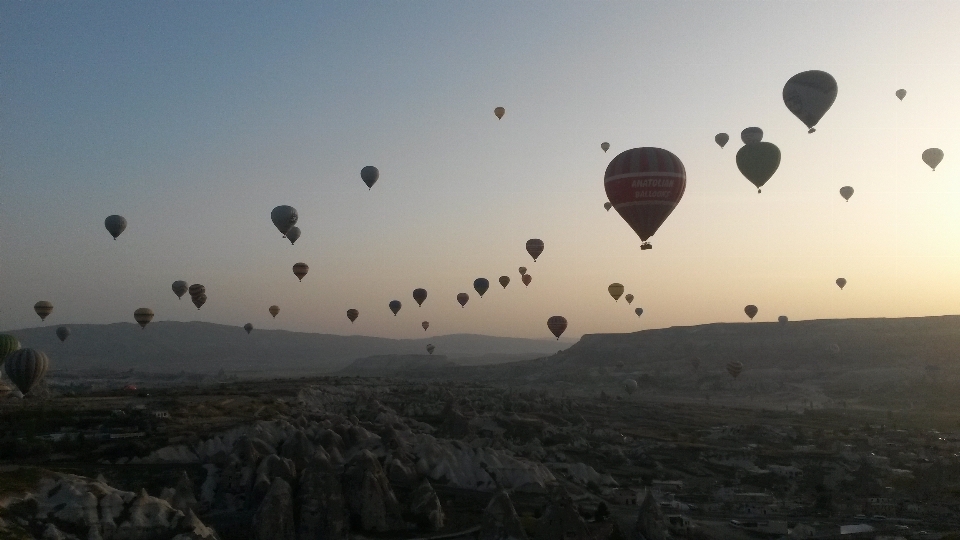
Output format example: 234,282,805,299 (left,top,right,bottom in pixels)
2,1,959,340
